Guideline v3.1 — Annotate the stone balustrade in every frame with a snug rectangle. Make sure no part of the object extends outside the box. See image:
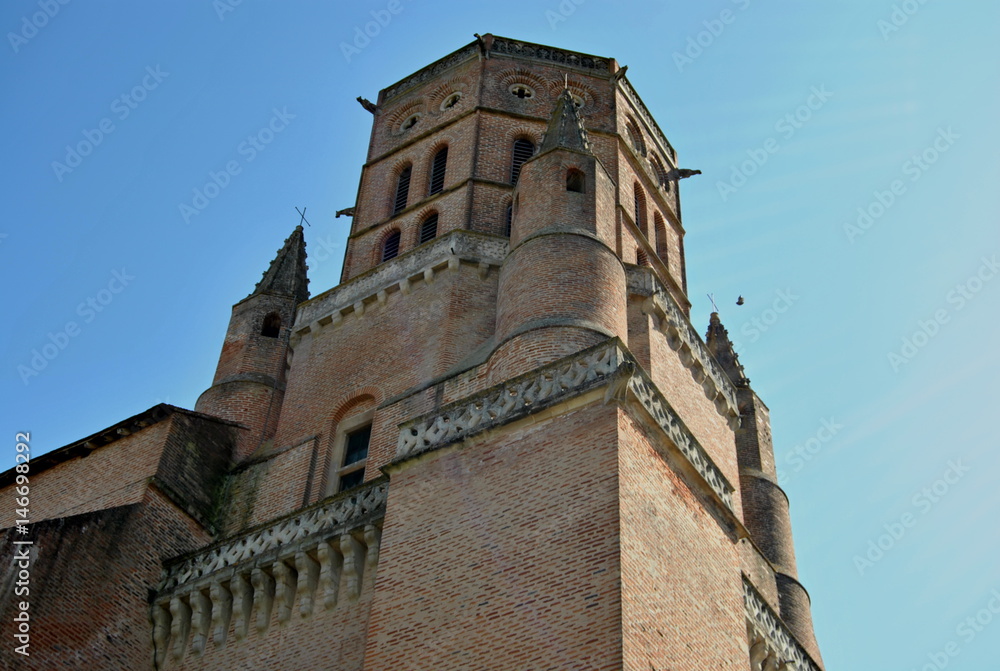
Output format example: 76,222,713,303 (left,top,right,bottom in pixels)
152,480,386,665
